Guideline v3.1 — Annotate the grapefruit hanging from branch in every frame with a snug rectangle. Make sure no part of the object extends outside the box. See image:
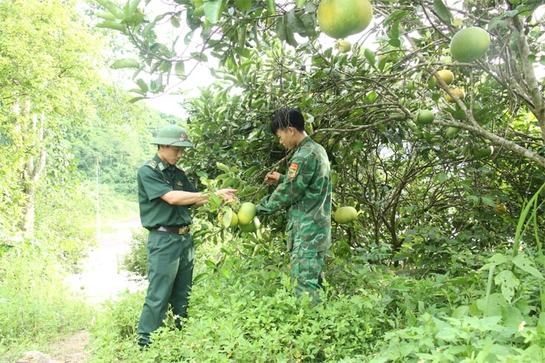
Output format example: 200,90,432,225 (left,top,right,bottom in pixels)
449,27,491,62
317,0,373,39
